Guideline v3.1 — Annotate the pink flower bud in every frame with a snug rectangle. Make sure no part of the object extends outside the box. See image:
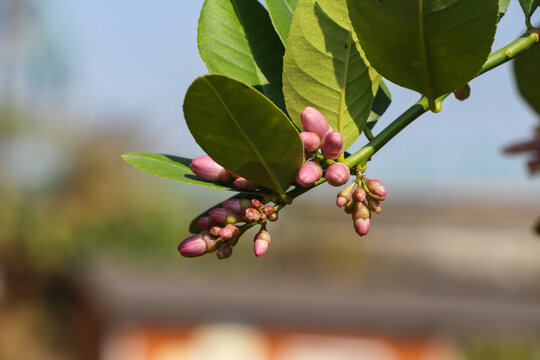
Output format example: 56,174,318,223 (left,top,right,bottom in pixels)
301,107,332,141
244,208,261,223
353,218,371,236
216,243,233,260
209,207,240,225
196,216,214,230
190,155,233,183
209,226,222,237
336,183,355,207
353,188,367,202
321,131,344,160
325,163,350,187
351,201,371,220
365,178,387,199
219,224,239,241
268,212,278,222
367,197,382,214
251,199,263,209
263,205,275,215
233,177,258,191
178,234,207,258
299,131,321,152
254,229,271,257
222,199,251,214
296,161,323,187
